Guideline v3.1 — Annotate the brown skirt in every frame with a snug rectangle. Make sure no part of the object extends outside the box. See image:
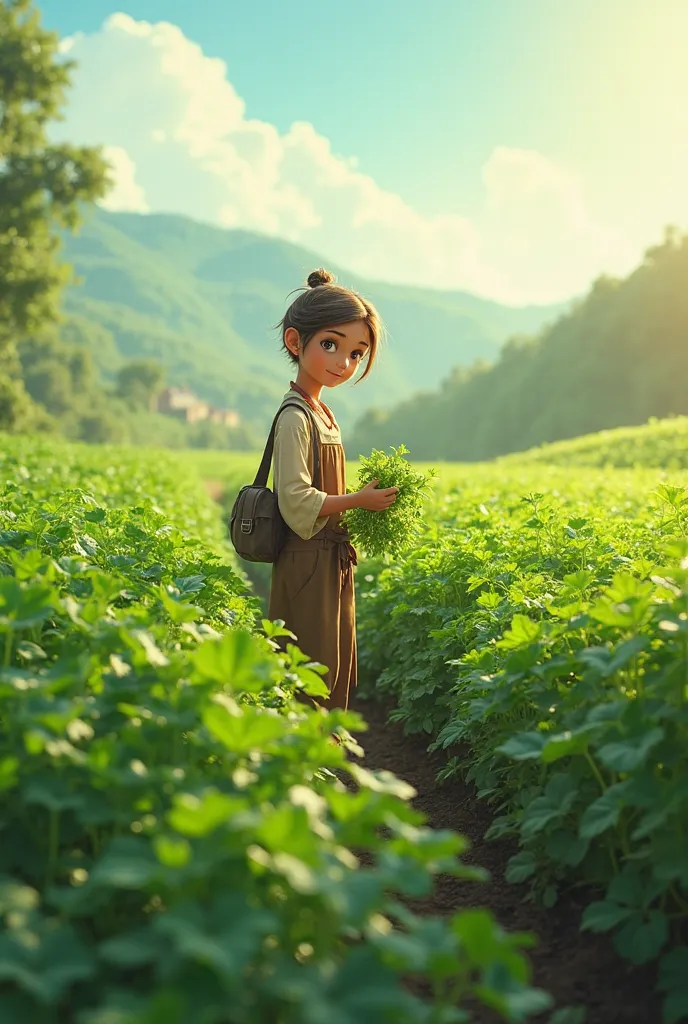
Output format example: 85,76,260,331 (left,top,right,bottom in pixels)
268,527,357,710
